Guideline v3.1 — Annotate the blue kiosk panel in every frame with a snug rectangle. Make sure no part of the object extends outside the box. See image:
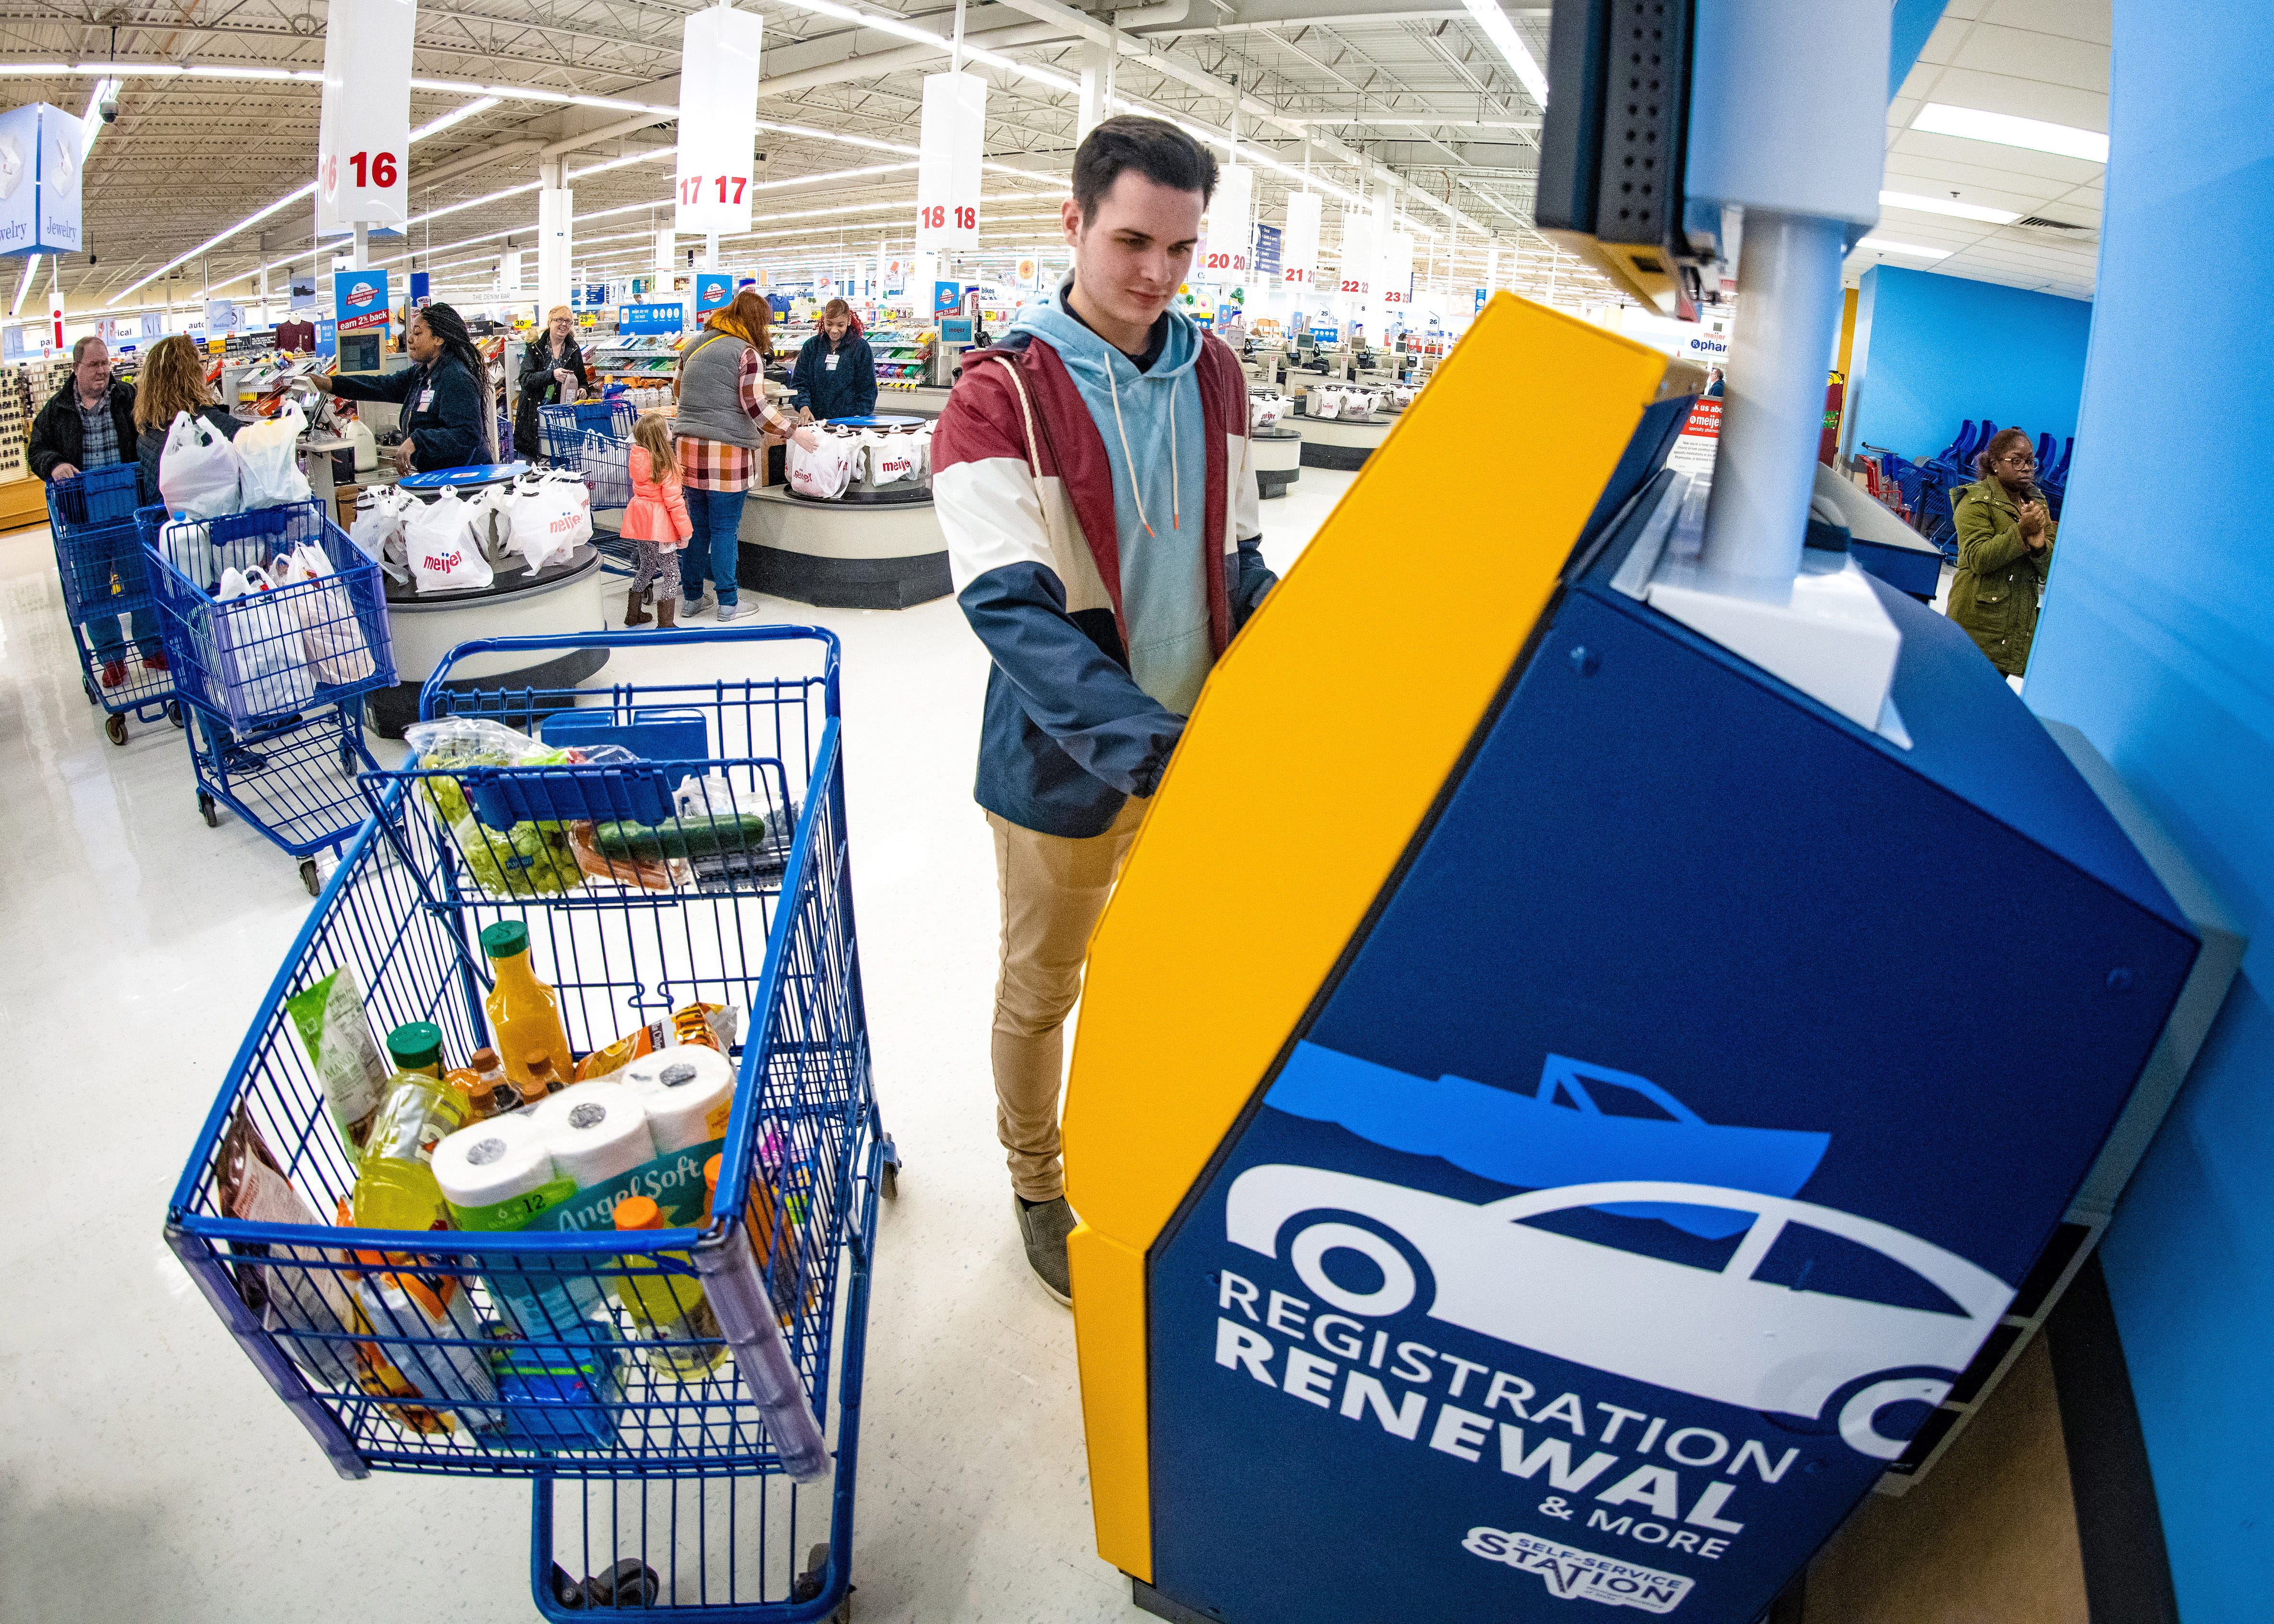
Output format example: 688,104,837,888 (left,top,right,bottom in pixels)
1142,497,2198,1624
